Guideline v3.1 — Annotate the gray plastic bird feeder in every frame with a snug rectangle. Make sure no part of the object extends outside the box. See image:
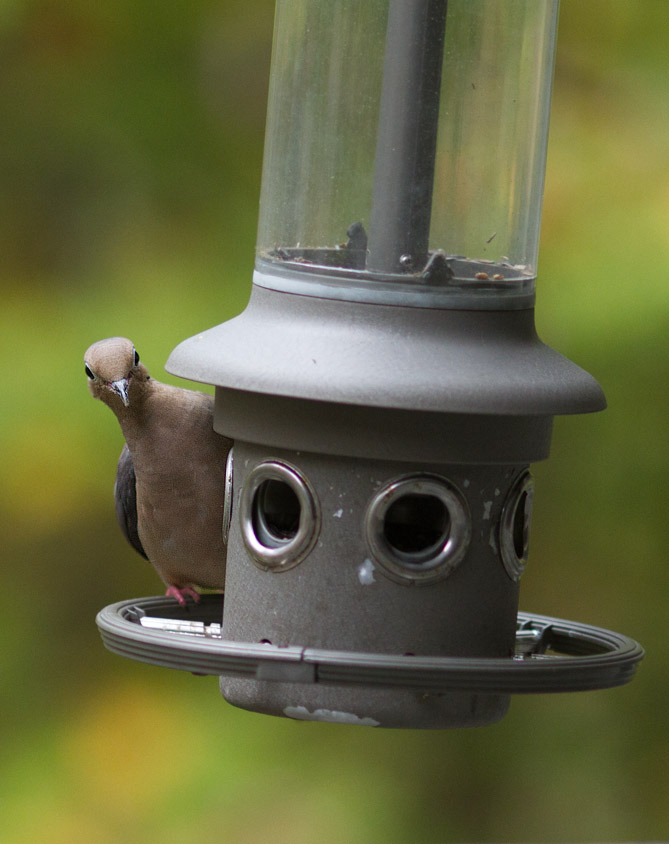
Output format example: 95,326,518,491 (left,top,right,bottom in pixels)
97,0,643,728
